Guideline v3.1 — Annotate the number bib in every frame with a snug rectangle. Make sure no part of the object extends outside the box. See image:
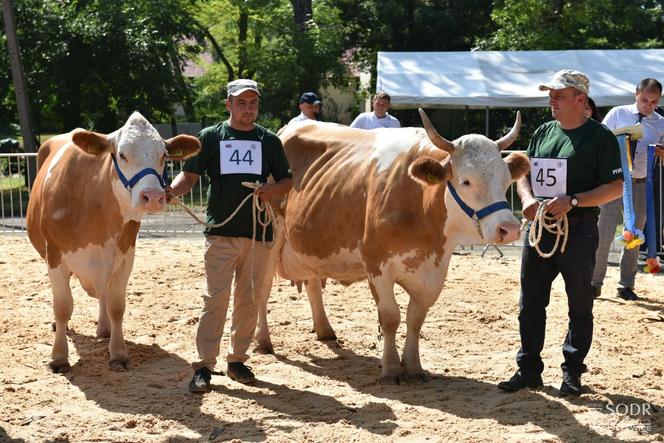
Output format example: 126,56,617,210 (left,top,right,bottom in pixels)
530,157,567,198
220,140,262,175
